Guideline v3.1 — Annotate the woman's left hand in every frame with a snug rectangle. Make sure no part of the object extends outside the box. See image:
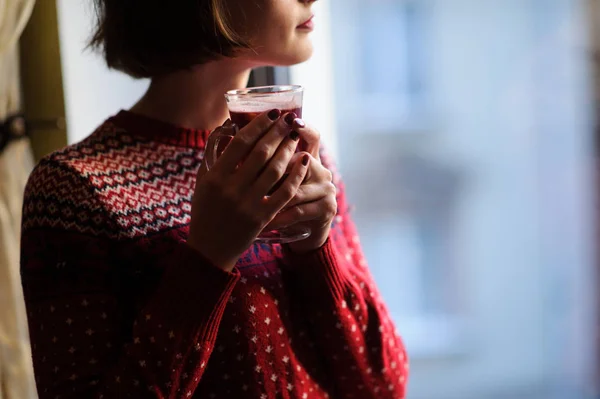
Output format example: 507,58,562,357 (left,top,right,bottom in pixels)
265,120,337,253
